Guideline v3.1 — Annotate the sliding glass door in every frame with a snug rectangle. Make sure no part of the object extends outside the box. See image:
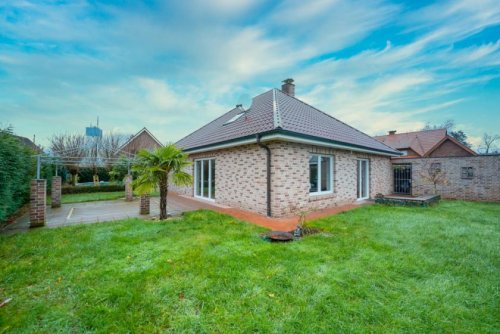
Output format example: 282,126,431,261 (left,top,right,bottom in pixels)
357,159,369,200
194,159,215,200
